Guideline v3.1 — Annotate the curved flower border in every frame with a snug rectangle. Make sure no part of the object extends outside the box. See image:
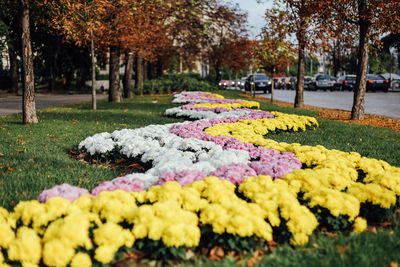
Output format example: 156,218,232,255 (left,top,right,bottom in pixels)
1,91,399,266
